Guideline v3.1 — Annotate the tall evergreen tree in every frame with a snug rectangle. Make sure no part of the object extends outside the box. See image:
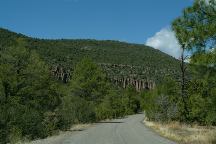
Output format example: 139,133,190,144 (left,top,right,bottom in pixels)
172,0,216,124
